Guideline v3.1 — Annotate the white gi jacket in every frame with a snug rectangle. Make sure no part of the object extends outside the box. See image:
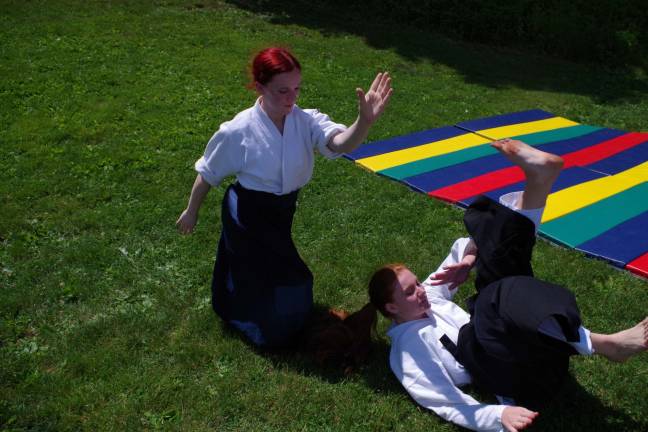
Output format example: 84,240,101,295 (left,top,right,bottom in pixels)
387,237,507,432
195,98,346,194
